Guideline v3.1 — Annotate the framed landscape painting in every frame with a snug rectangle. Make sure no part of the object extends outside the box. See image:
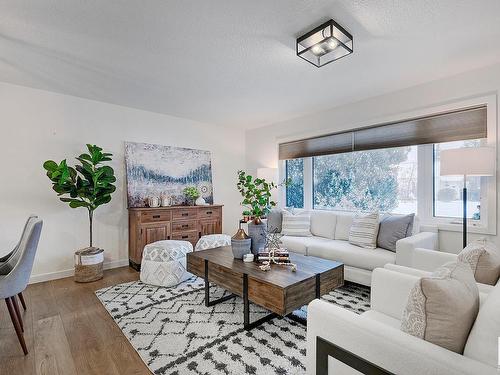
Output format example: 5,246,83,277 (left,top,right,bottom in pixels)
124,142,213,207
